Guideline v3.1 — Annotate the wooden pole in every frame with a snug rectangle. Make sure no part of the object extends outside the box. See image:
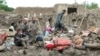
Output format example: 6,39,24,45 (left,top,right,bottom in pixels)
78,0,87,28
